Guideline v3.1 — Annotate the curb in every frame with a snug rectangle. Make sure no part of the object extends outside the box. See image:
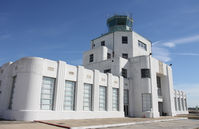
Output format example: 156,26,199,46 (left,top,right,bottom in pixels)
71,118,187,129
34,120,71,129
